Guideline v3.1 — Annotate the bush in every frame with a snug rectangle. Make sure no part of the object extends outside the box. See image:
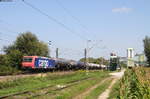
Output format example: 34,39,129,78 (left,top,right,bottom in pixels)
0,54,21,75
7,50,23,69
0,65,20,75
